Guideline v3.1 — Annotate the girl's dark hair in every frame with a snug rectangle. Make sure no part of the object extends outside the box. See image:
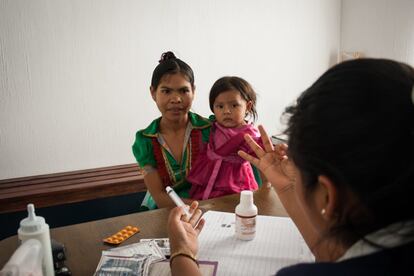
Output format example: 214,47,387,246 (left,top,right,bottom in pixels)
151,51,195,89
209,76,258,122
284,58,414,247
